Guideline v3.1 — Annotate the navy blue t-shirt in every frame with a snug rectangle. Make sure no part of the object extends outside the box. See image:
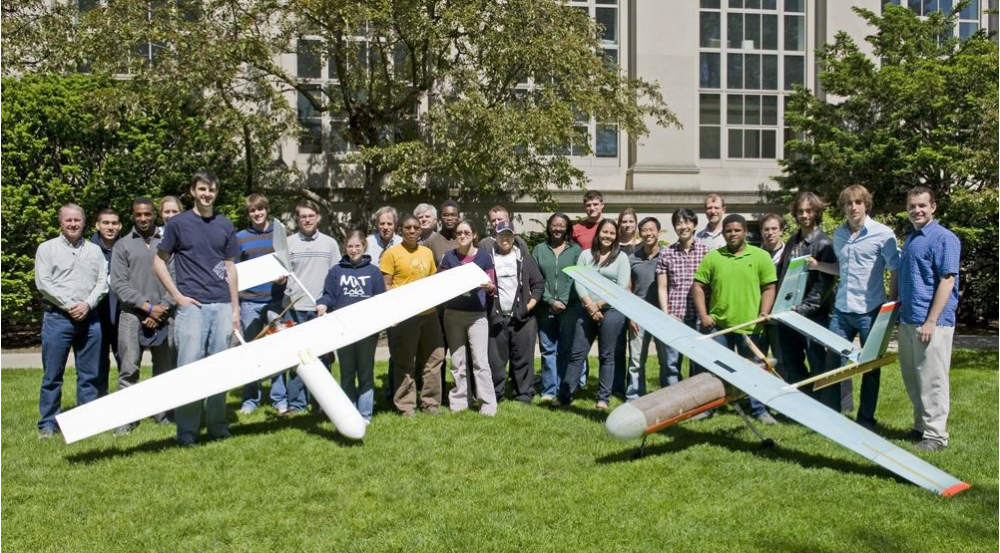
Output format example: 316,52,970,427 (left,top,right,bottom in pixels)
438,248,494,312
158,210,240,304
